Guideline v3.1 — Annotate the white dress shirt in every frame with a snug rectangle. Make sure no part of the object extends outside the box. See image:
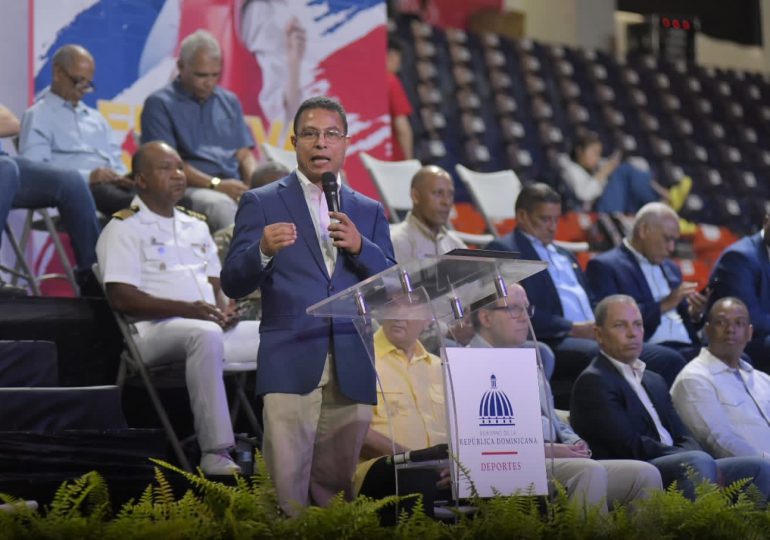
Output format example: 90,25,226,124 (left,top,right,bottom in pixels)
606,354,674,446
671,347,770,460
623,240,691,344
